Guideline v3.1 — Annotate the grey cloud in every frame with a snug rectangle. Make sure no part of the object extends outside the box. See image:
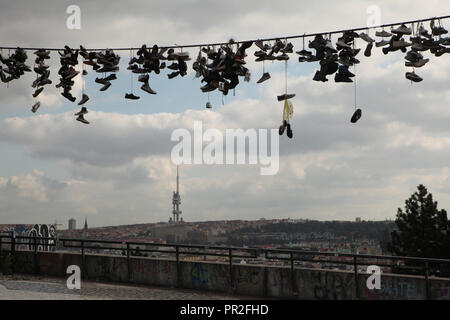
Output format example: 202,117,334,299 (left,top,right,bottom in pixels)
1,1,450,226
